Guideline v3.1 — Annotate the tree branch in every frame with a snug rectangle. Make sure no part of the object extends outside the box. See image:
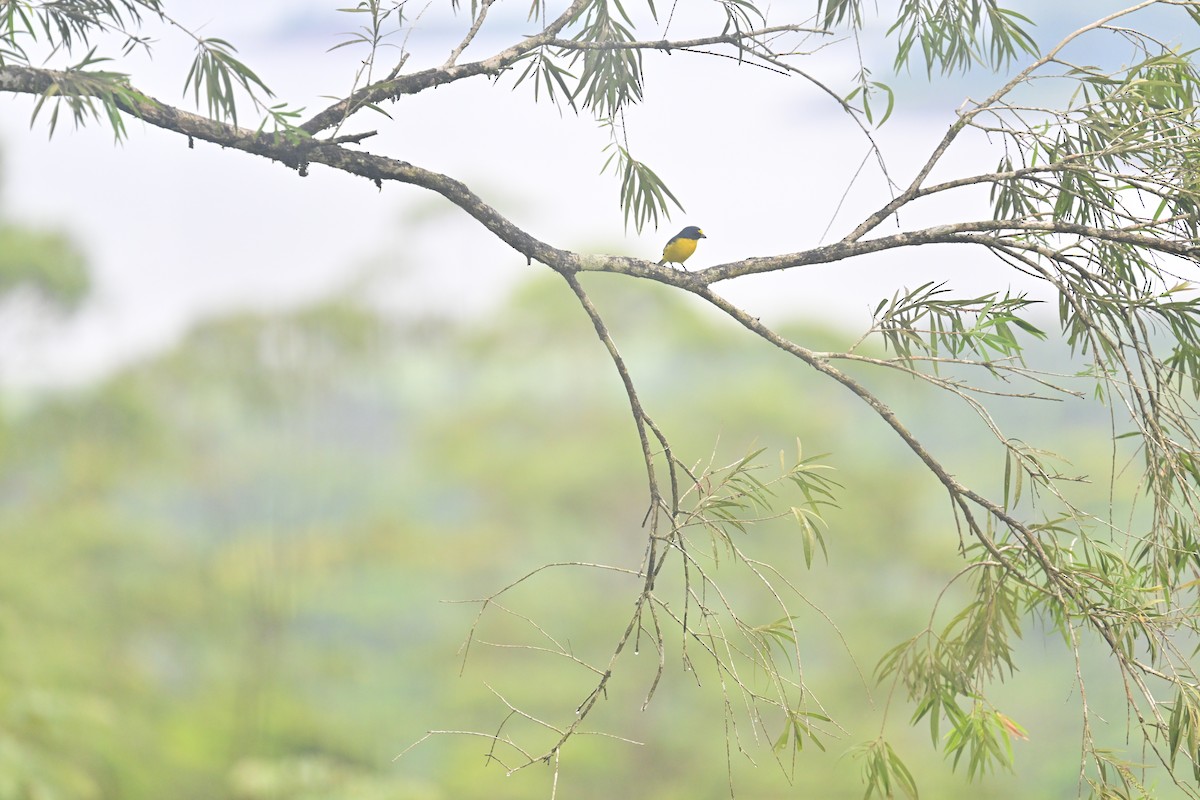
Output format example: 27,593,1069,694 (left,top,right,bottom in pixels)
692,219,1197,284
8,59,1194,303
544,24,829,51
299,0,592,135
442,0,497,69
